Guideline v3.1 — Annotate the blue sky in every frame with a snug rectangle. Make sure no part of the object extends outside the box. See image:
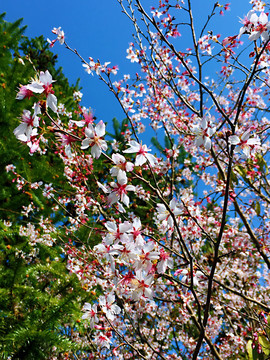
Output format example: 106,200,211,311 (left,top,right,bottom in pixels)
2,0,251,130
